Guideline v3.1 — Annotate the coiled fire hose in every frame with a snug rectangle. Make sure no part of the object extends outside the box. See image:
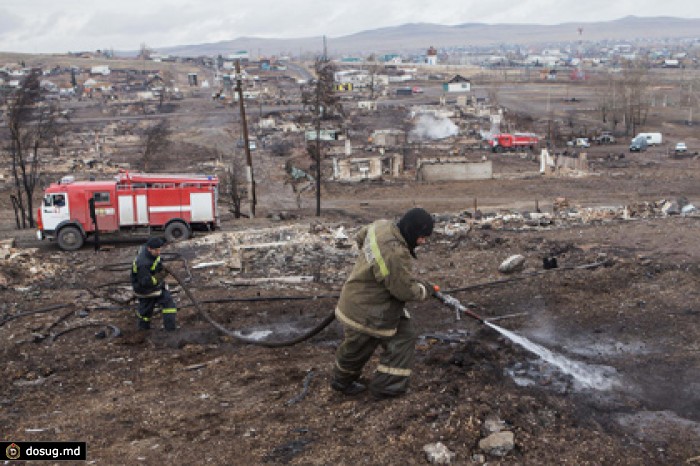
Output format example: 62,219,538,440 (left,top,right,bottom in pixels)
163,264,337,347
